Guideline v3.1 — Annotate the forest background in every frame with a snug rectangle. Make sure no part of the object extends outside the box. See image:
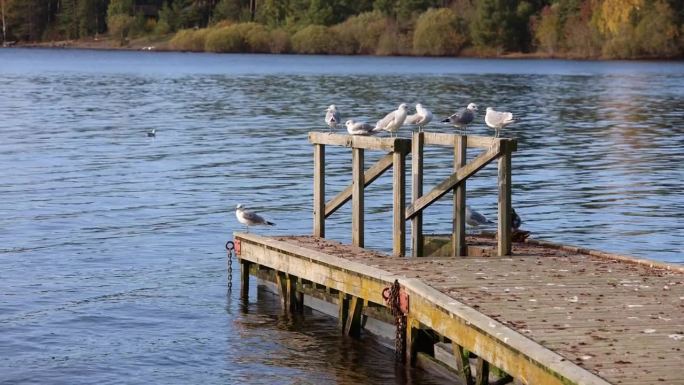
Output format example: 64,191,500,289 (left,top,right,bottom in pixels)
1,0,683,59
